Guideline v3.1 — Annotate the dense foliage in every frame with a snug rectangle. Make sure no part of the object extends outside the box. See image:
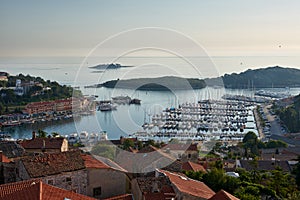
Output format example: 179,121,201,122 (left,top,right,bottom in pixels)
97,76,206,91
206,66,300,88
275,94,300,133
0,74,82,114
185,167,299,200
